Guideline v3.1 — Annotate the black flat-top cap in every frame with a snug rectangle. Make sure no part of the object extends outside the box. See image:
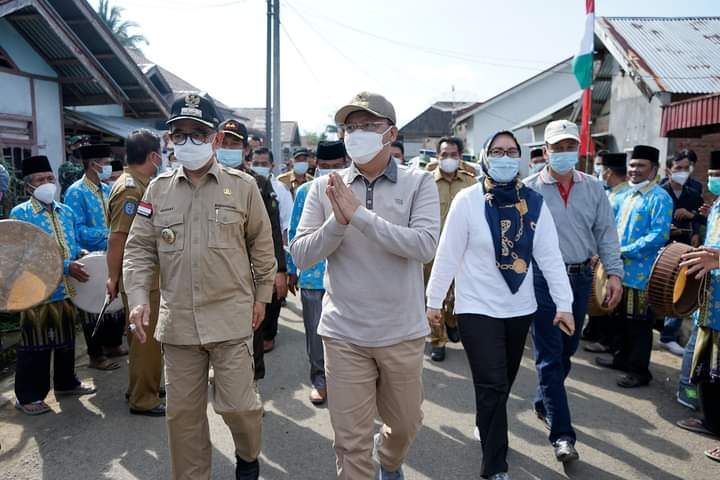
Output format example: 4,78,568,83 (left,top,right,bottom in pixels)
220,119,248,141
111,159,124,172
167,94,220,129
710,151,720,171
316,141,346,160
530,148,544,159
601,152,627,169
76,144,112,160
631,145,659,164
22,155,52,177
